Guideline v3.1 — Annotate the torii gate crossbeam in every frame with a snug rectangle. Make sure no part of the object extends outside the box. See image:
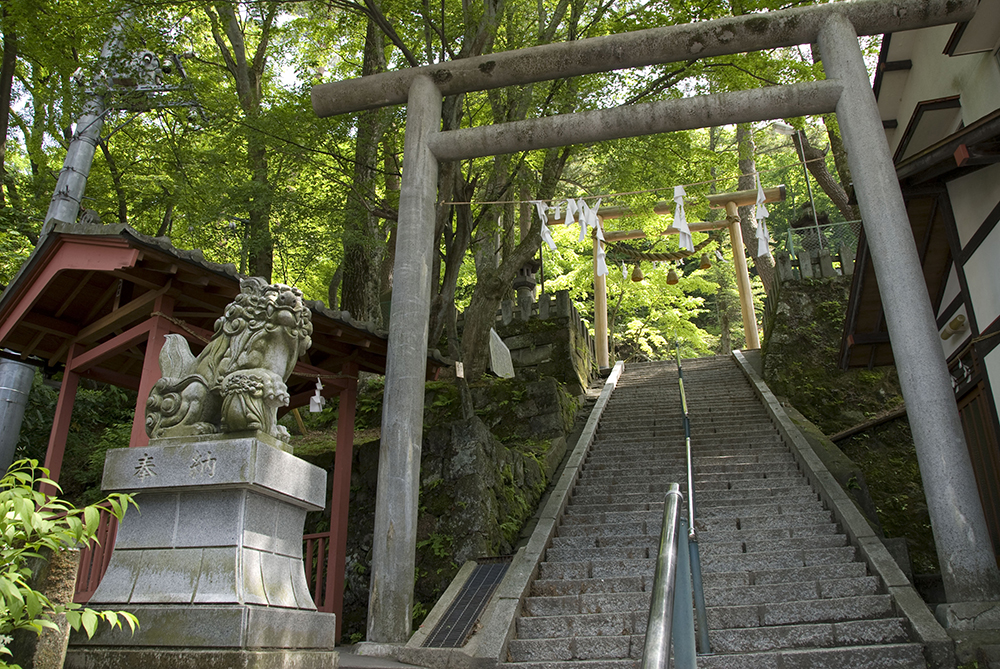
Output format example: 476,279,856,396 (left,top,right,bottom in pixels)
312,0,1000,644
